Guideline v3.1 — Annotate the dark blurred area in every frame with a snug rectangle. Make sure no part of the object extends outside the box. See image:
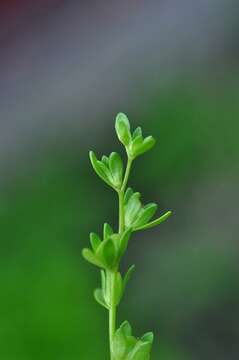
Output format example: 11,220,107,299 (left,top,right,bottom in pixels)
0,1,238,359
